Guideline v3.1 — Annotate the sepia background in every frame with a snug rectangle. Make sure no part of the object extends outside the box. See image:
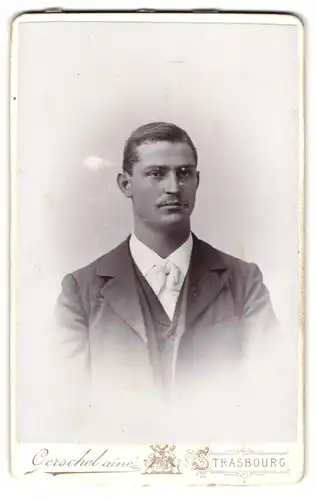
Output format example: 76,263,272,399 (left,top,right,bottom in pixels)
13,16,301,442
